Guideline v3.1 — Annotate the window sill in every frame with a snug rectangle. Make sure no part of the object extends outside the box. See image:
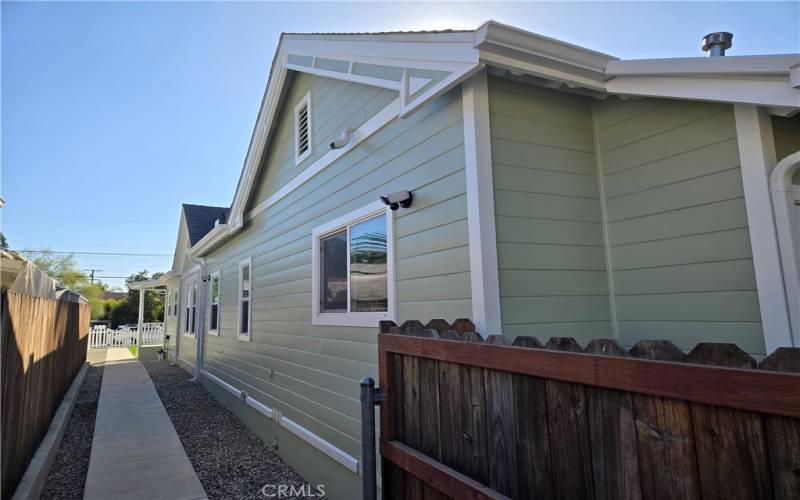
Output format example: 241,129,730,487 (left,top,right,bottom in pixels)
237,333,251,342
182,332,196,338
208,329,219,337
312,312,393,328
